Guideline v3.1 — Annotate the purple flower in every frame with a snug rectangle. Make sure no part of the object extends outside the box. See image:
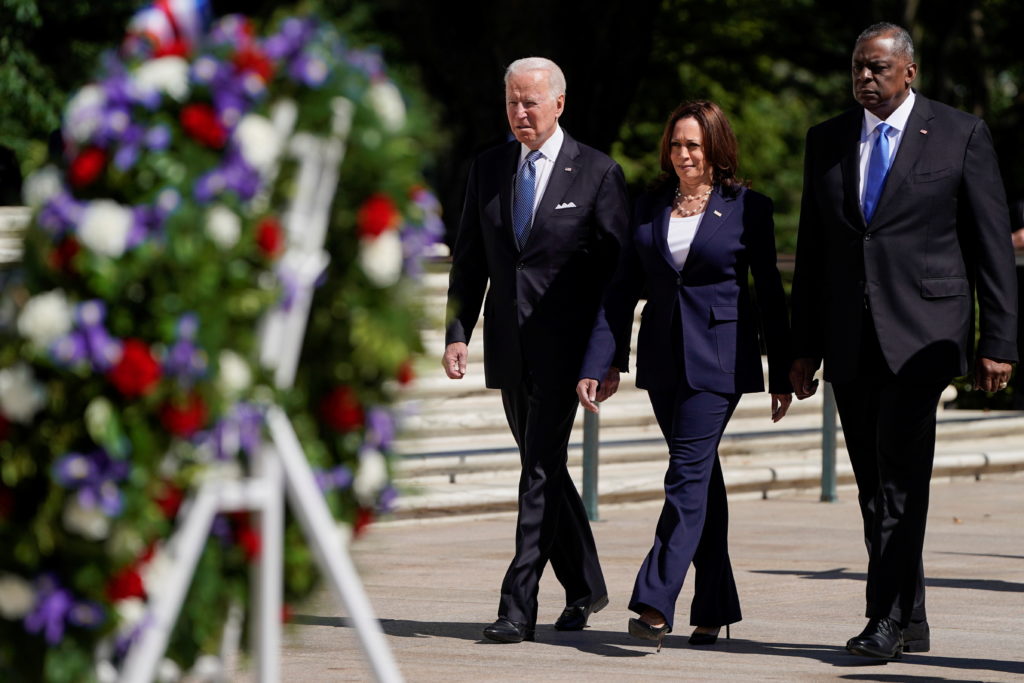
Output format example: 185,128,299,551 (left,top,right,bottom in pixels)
38,192,84,237
53,449,129,516
365,408,395,450
193,403,264,460
24,575,104,645
164,313,207,386
315,465,353,492
51,300,122,372
145,124,171,151
346,48,386,81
